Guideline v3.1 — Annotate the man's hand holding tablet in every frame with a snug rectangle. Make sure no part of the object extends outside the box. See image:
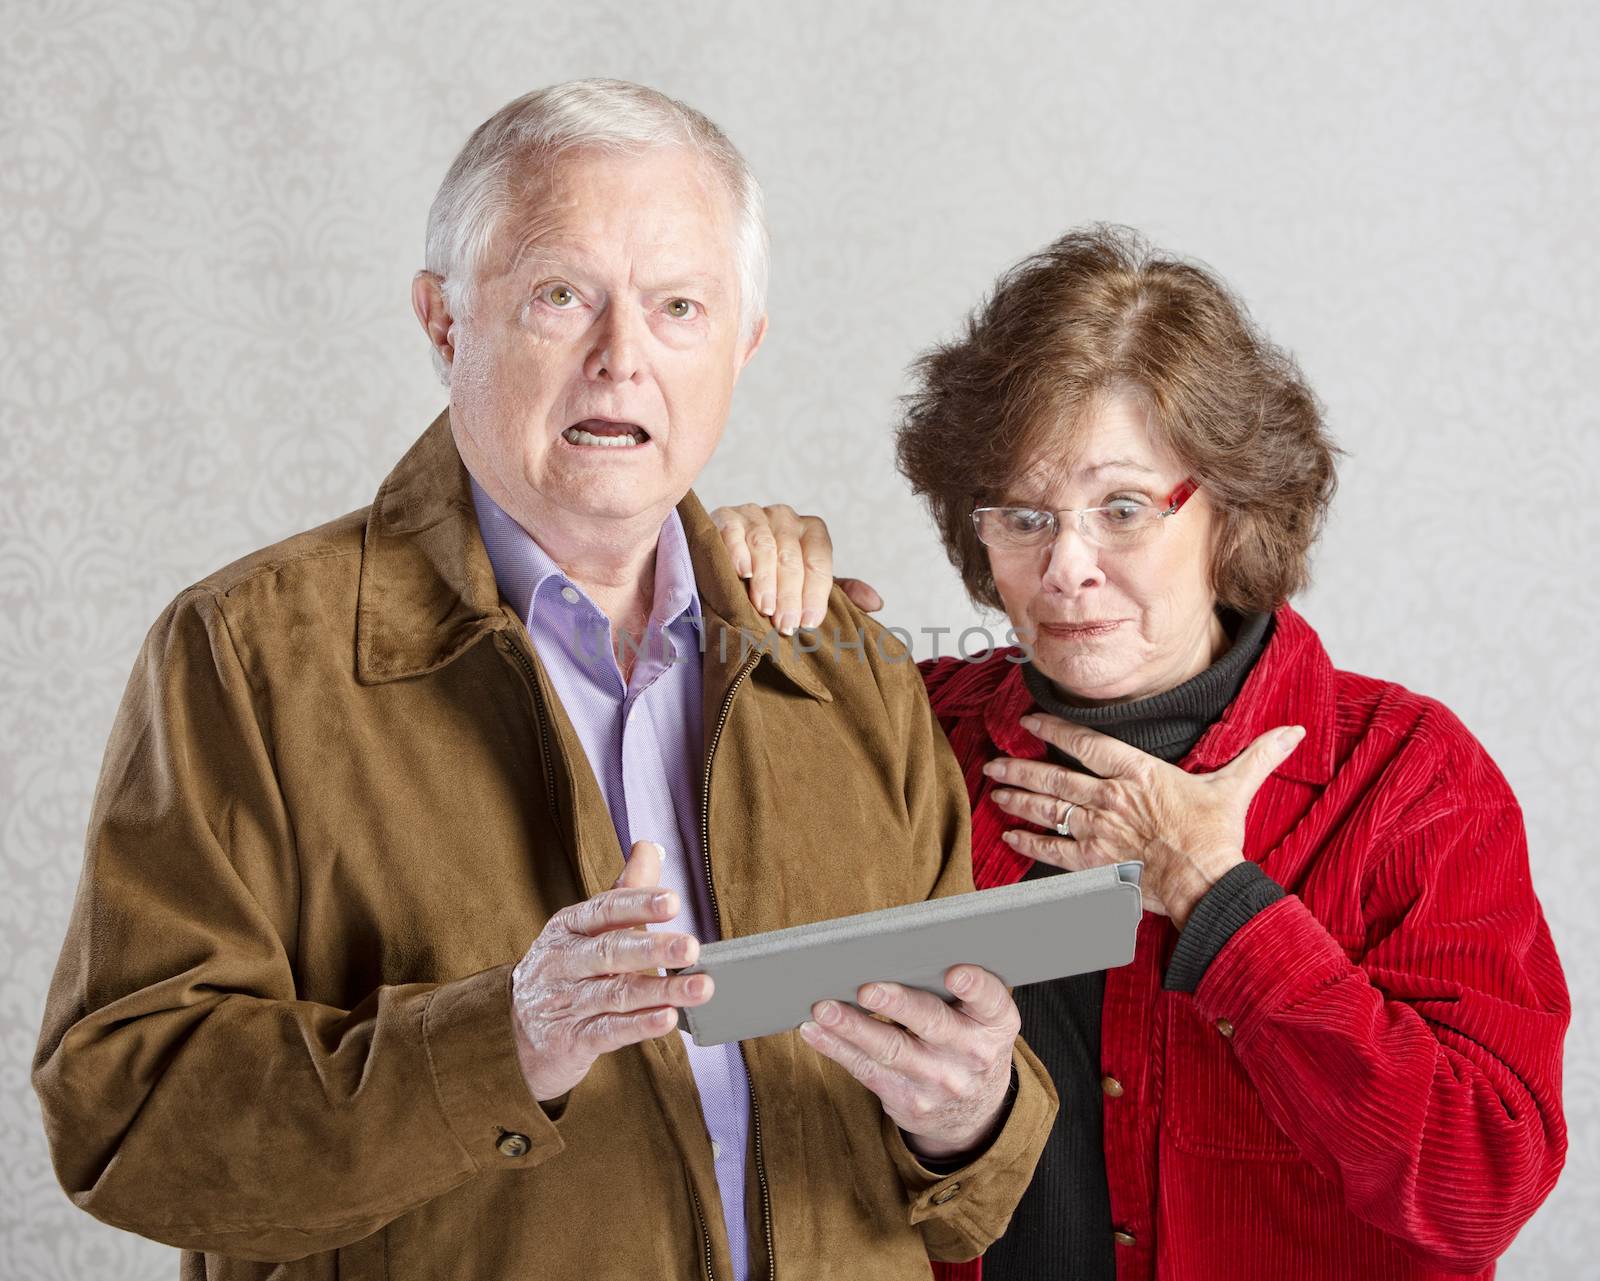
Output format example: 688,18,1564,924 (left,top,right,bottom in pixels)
676,863,1143,1160
800,965,1019,1162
